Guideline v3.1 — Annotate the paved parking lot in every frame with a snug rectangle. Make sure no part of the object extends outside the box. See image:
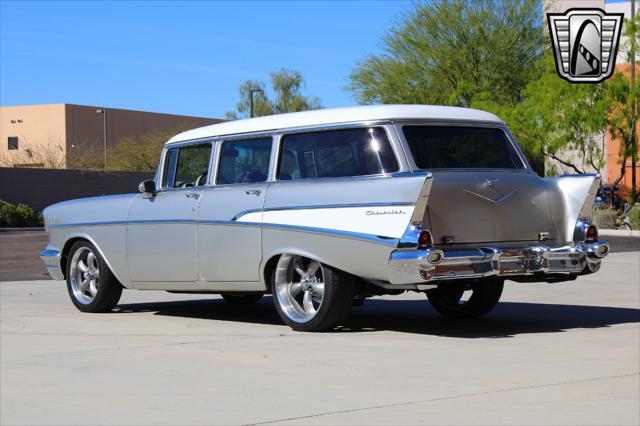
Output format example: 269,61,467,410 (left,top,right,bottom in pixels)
0,230,49,281
1,251,638,425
